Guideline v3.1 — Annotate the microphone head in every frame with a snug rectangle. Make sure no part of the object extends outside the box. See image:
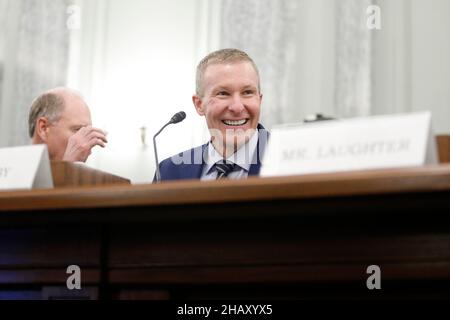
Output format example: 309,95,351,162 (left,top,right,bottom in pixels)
170,111,186,124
